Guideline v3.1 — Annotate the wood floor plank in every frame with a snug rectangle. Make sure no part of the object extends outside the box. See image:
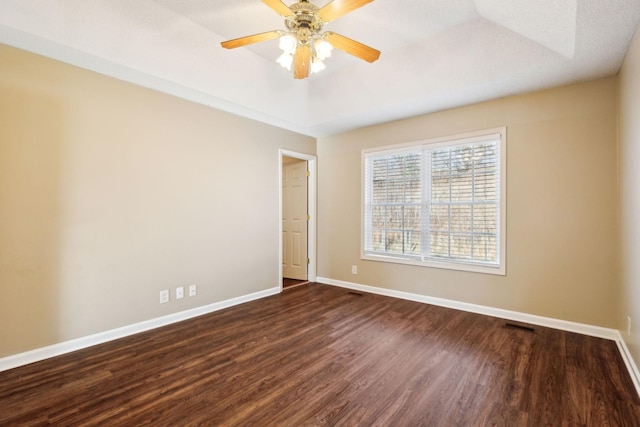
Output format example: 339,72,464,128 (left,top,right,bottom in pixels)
1,283,639,426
